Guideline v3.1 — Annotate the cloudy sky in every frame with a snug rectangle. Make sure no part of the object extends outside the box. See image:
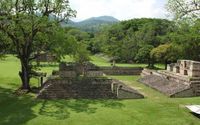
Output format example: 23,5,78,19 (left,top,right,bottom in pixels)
69,0,169,21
